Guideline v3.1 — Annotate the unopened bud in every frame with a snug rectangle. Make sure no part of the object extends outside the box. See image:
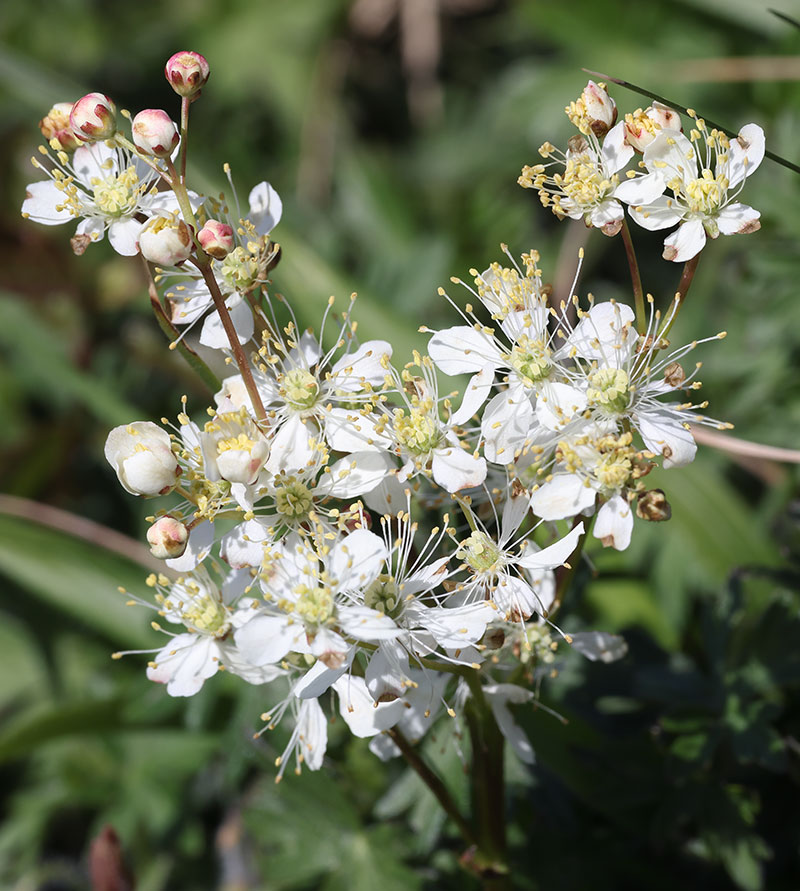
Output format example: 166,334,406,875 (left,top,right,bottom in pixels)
636,489,672,522
581,81,617,136
132,109,179,158
104,421,180,497
139,215,193,266
198,219,235,259
39,102,81,152
147,516,189,559
624,102,681,151
70,92,117,142
165,51,210,99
